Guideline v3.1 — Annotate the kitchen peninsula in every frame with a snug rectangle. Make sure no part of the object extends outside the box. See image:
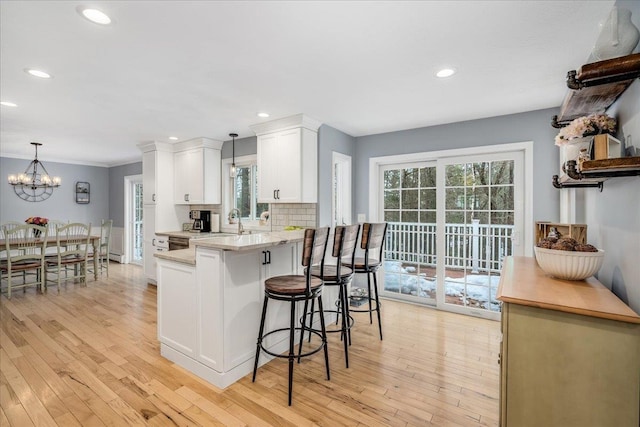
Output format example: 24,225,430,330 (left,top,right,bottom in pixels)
154,231,338,389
